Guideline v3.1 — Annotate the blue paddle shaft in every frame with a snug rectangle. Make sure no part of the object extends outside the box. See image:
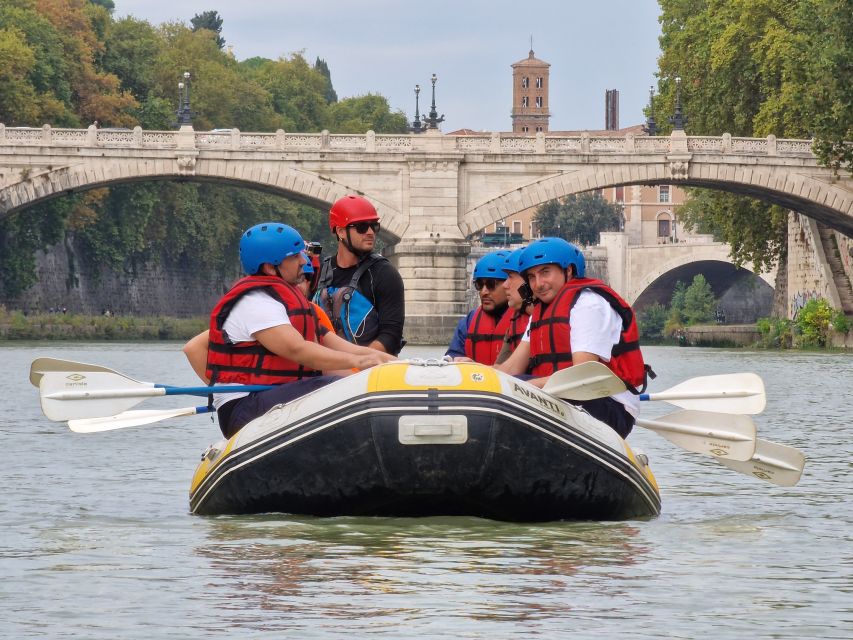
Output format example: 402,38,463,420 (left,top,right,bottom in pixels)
158,384,275,396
